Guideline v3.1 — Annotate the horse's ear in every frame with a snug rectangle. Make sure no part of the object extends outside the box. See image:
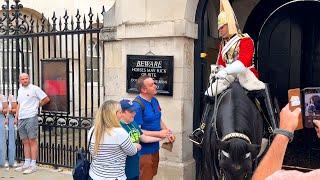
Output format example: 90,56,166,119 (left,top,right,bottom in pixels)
216,140,230,150
247,144,260,158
